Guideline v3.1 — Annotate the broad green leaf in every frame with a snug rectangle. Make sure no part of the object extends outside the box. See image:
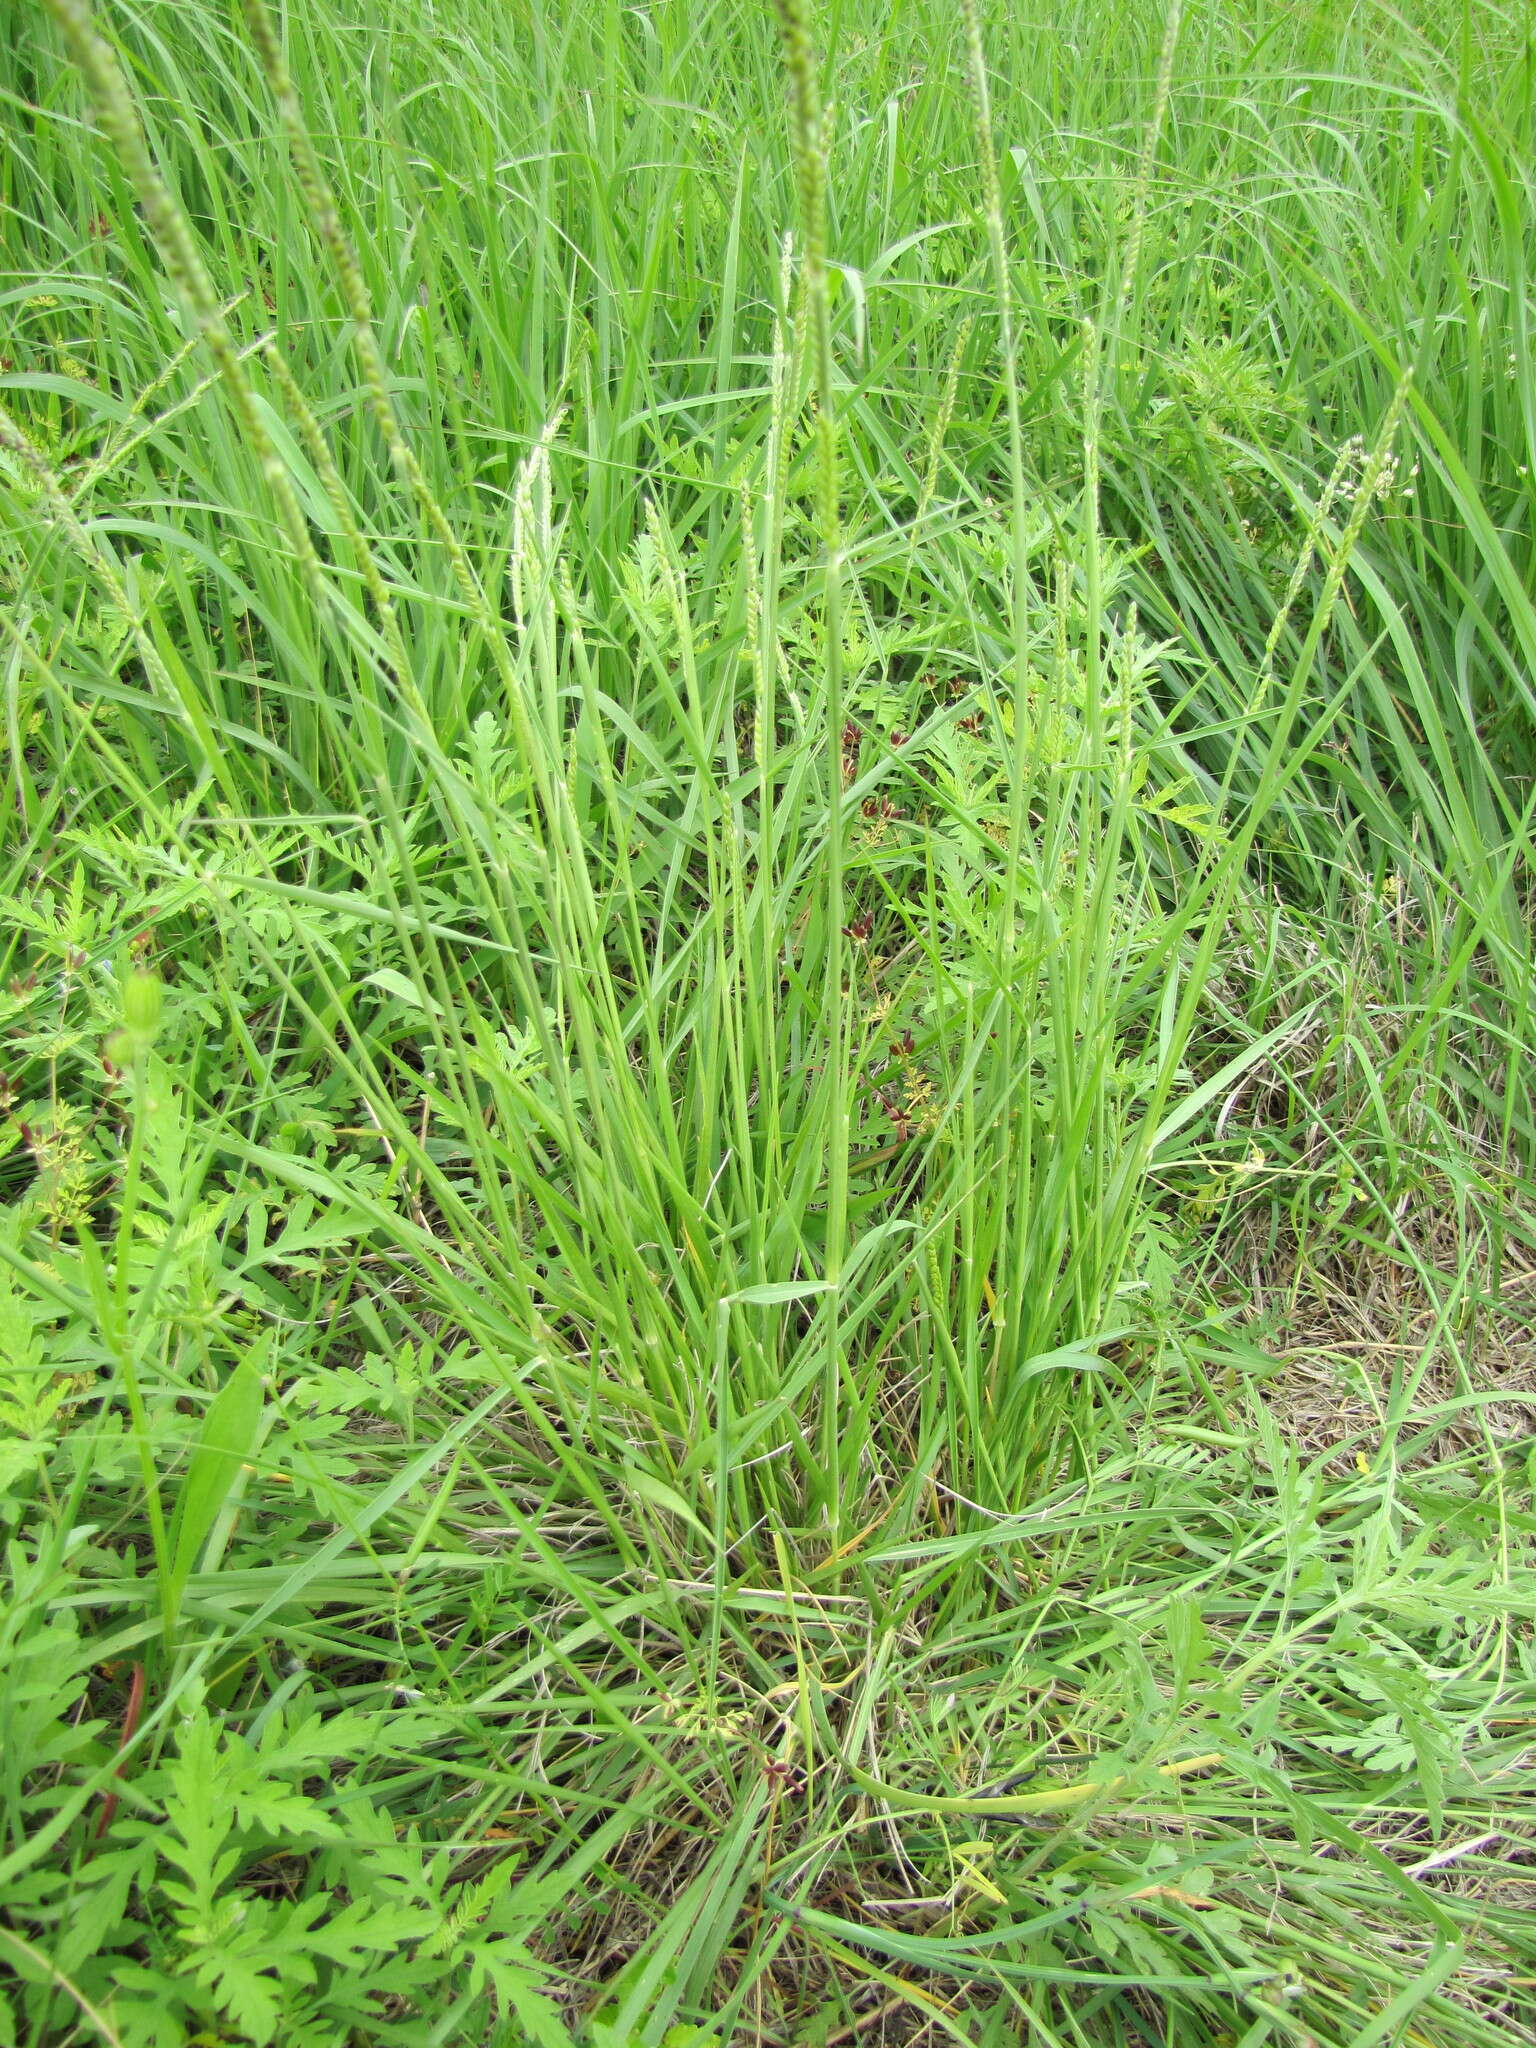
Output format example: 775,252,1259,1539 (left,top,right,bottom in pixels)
165,1346,267,1635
